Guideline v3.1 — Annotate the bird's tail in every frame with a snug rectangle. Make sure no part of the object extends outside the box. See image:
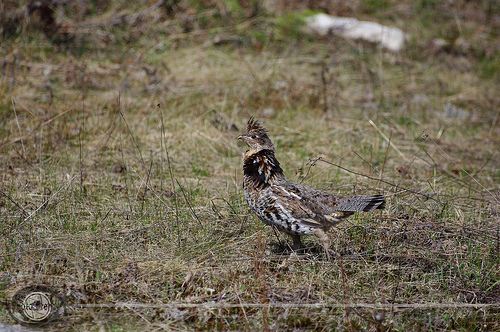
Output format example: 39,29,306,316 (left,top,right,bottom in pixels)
335,194,385,212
